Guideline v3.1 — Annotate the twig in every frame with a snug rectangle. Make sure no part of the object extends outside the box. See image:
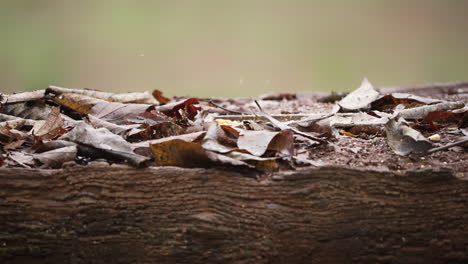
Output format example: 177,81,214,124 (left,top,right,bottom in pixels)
426,137,468,154
208,100,247,115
